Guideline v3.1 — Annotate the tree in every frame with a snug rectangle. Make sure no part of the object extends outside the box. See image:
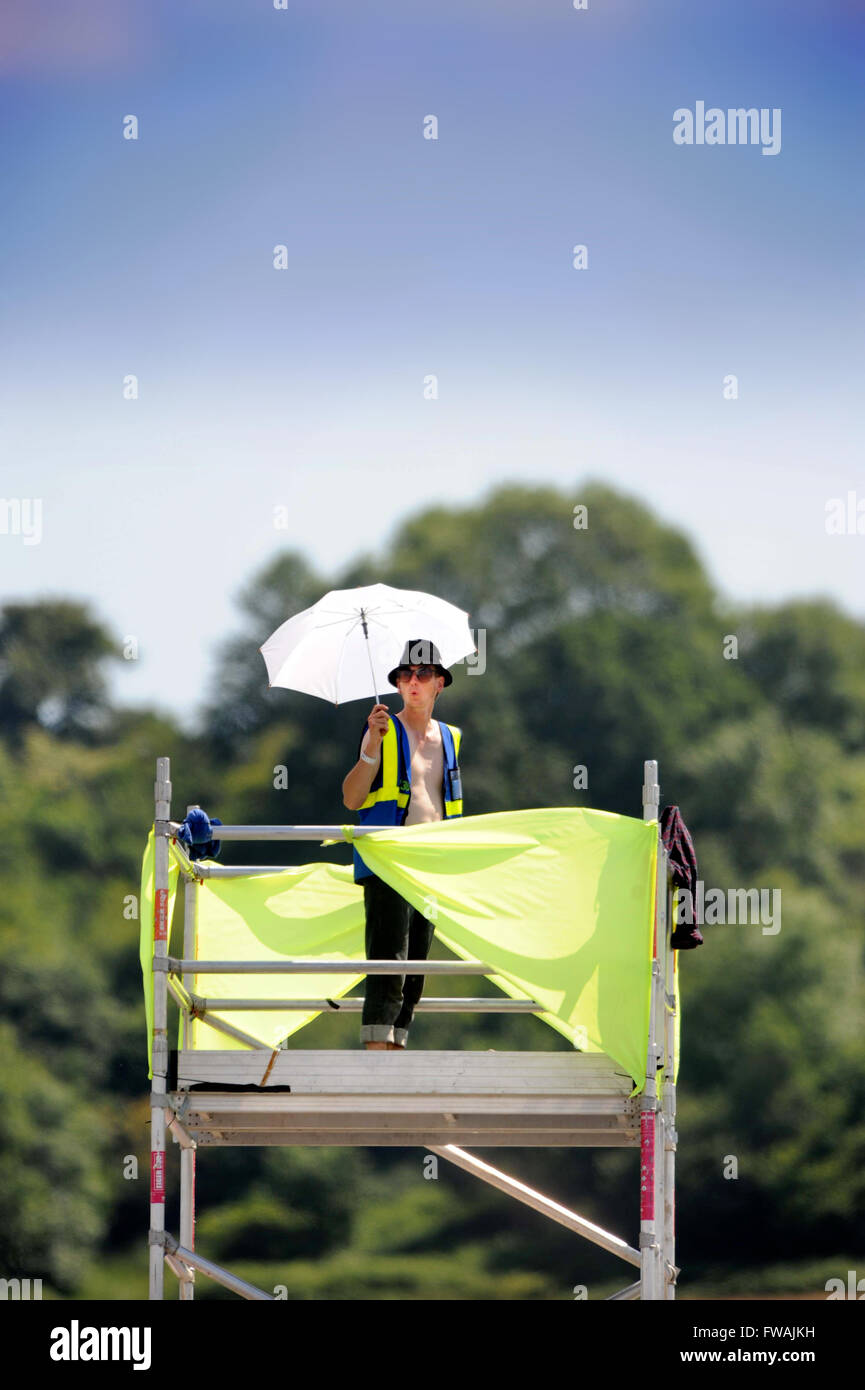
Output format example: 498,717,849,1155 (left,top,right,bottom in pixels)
0,601,117,750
